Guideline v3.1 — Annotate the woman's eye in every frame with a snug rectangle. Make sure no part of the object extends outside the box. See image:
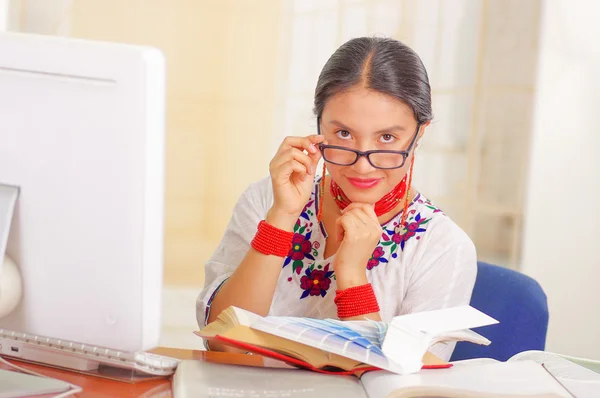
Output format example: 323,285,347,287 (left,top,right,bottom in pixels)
336,130,351,140
380,134,396,143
